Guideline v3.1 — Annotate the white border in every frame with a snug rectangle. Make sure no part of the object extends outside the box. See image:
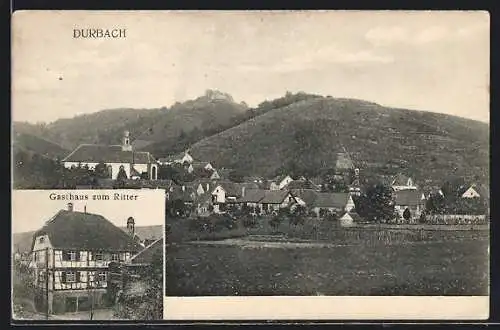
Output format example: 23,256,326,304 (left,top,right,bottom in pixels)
164,296,489,320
